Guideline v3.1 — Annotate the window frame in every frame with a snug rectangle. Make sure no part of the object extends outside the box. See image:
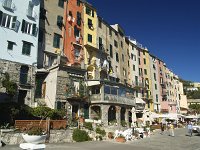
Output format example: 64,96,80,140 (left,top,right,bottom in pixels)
22,41,32,56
